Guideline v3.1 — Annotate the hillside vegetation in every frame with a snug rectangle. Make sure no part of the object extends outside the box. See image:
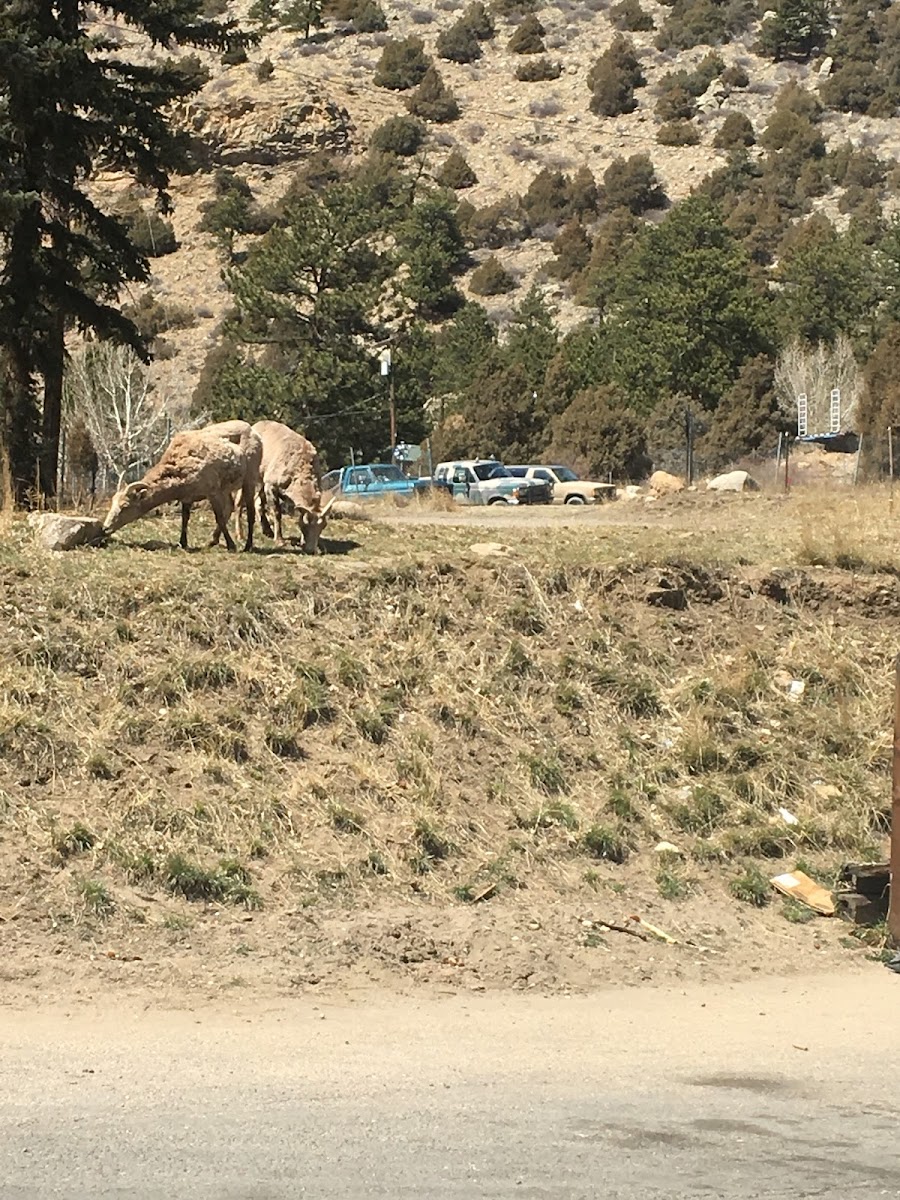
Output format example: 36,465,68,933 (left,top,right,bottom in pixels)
55,0,900,493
